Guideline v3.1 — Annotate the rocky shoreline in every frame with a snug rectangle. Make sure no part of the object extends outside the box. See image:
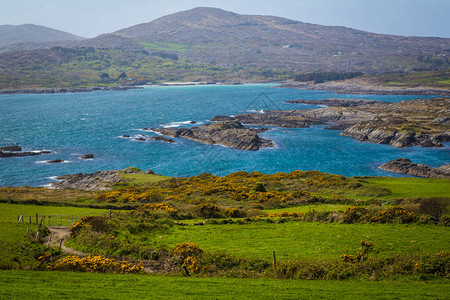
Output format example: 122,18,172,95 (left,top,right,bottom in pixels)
51,170,123,190
0,85,142,94
211,98,450,148
380,158,450,178
279,81,450,96
152,121,274,151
